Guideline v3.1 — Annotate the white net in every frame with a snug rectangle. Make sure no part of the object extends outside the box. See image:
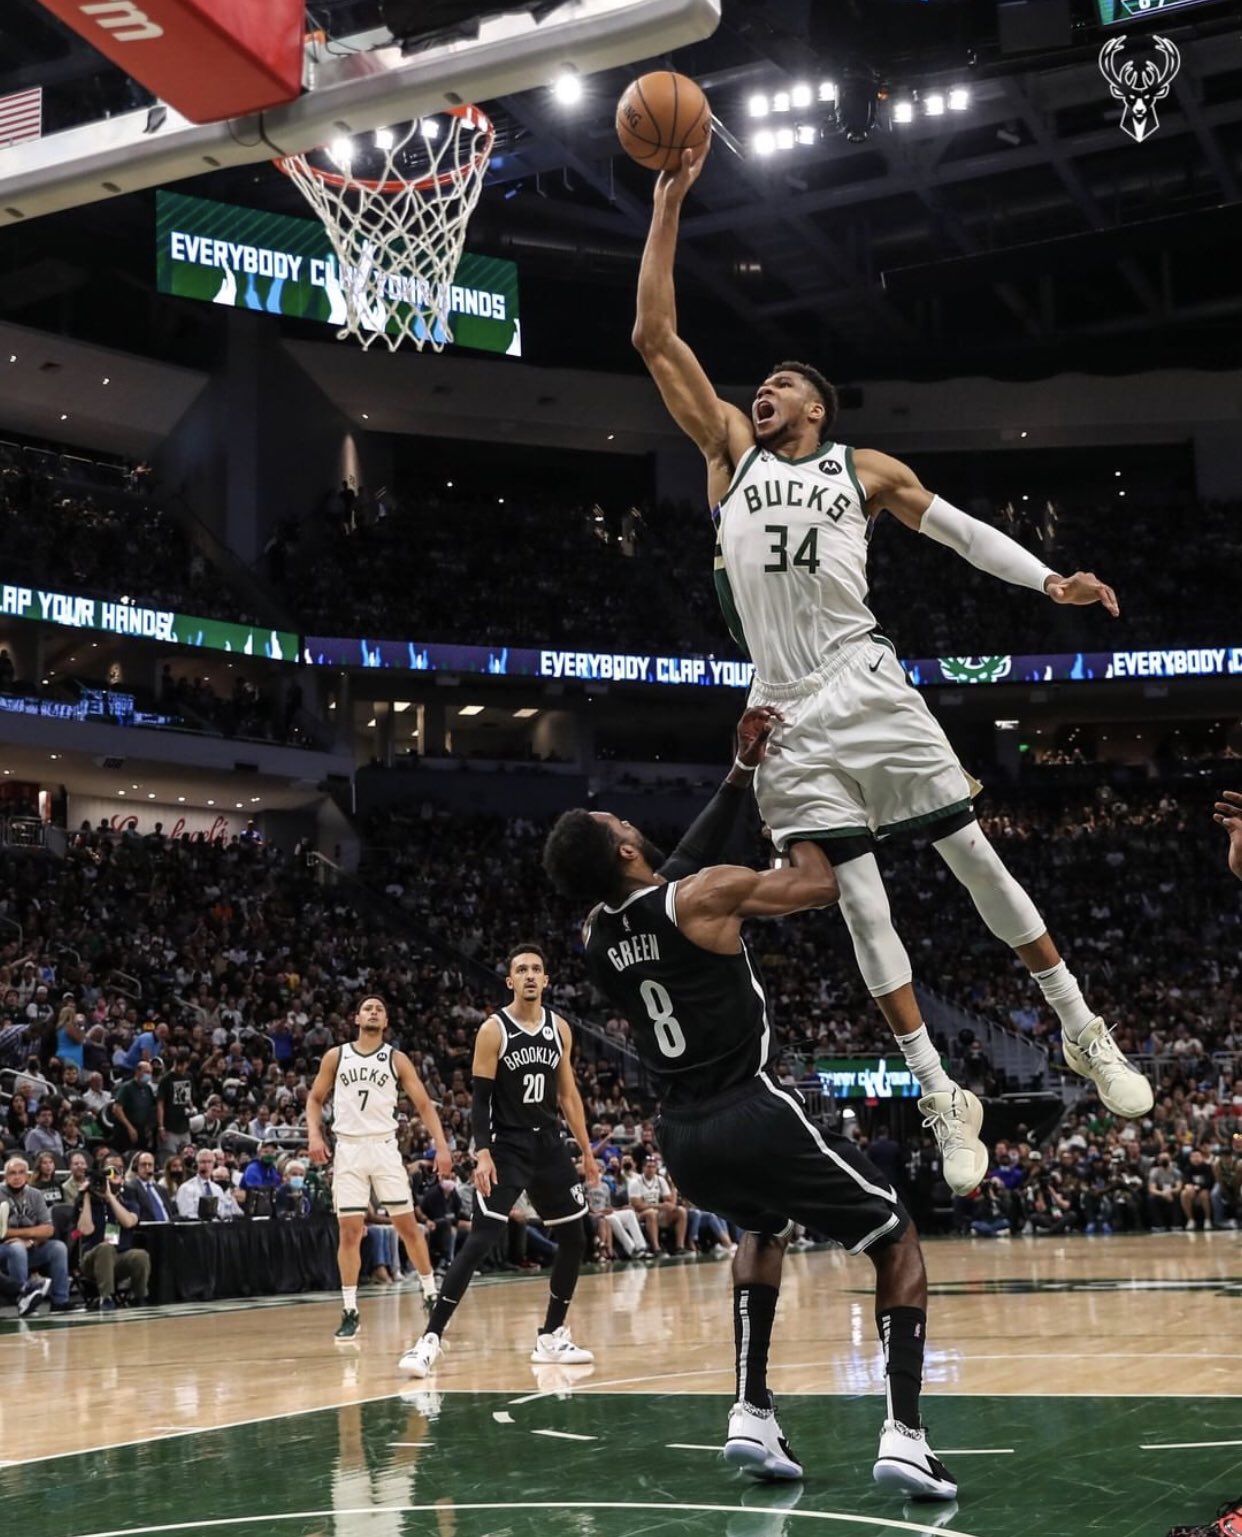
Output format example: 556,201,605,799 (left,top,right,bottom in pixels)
275,105,494,352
